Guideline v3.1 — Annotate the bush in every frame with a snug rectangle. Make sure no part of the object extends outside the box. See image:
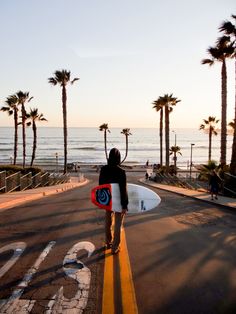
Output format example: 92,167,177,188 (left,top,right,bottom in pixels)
0,165,43,176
